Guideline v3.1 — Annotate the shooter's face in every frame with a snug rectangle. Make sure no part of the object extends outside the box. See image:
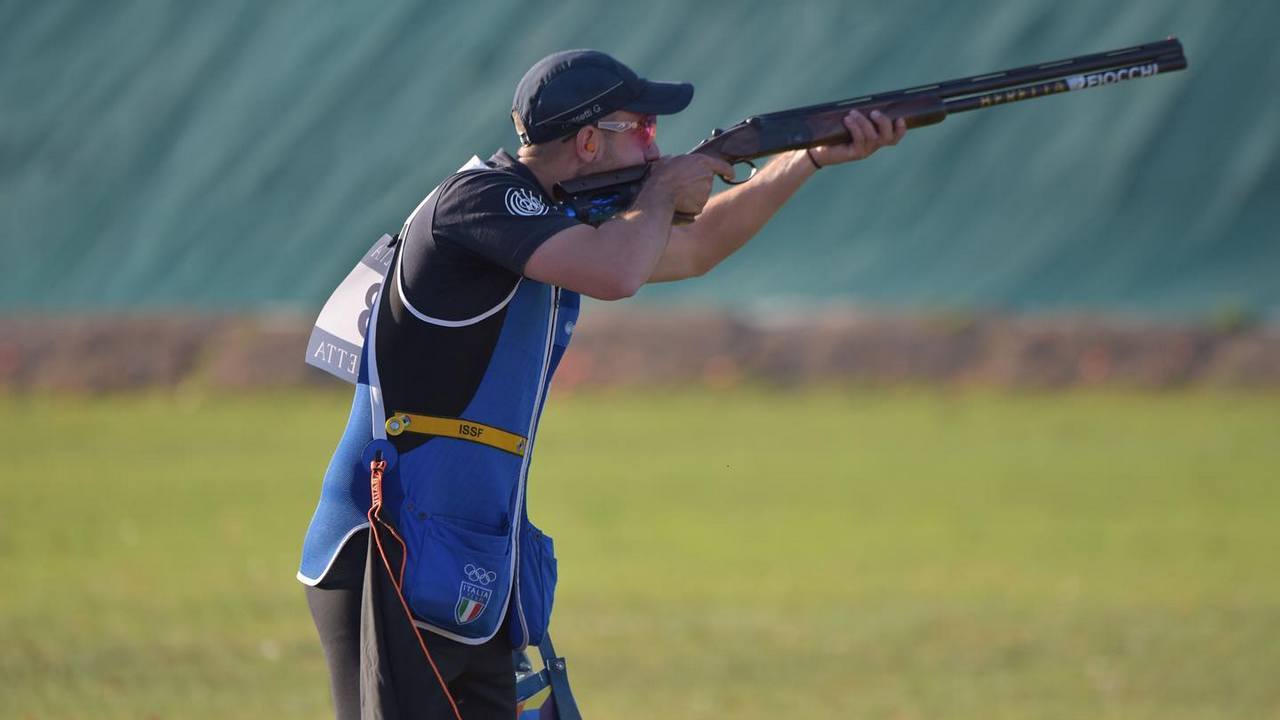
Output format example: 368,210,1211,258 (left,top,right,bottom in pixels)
590,111,661,172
